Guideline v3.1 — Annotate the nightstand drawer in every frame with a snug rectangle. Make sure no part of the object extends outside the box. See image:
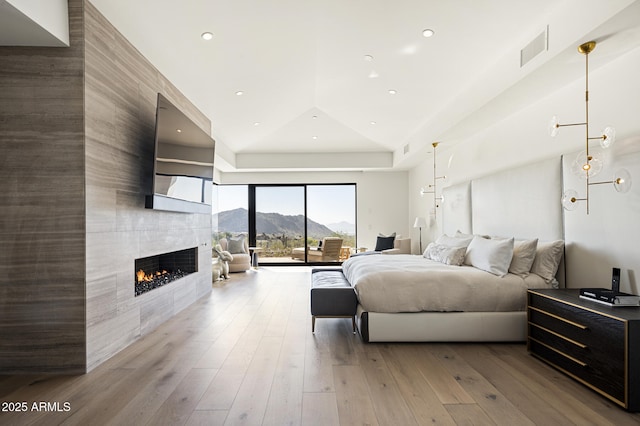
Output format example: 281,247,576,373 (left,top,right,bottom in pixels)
528,293,625,351
528,338,625,403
